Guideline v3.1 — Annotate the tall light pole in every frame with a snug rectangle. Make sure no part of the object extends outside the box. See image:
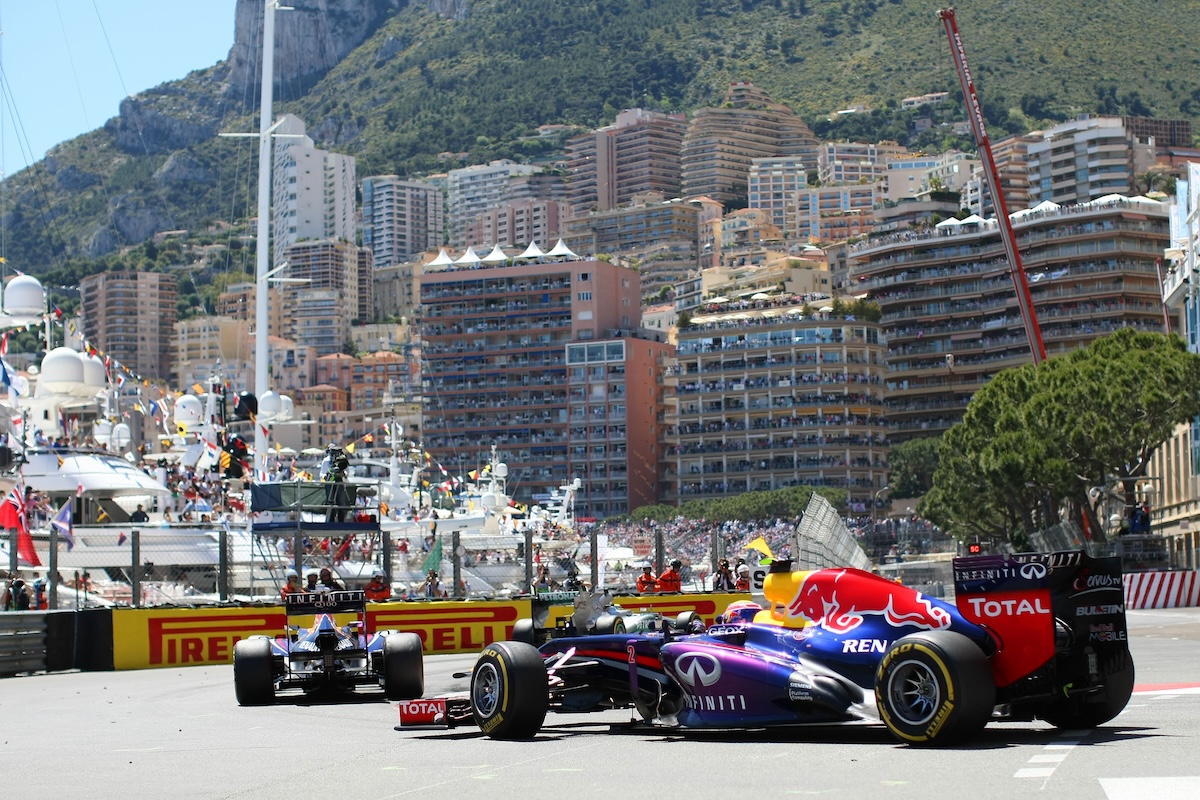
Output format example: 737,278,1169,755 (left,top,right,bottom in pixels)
873,485,890,528
251,0,280,481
